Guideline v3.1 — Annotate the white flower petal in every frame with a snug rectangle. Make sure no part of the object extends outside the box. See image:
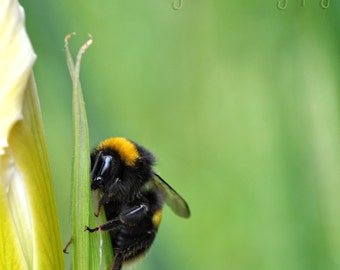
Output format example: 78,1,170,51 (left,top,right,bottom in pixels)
0,0,64,268
0,0,36,155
